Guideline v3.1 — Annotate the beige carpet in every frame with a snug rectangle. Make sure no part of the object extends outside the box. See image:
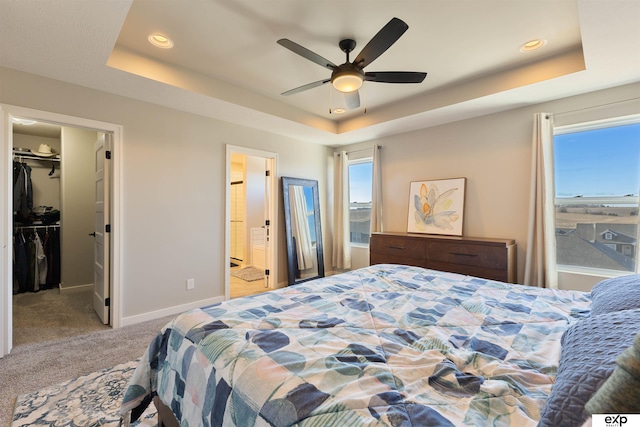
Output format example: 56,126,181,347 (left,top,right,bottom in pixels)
1,314,175,425
12,287,110,346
